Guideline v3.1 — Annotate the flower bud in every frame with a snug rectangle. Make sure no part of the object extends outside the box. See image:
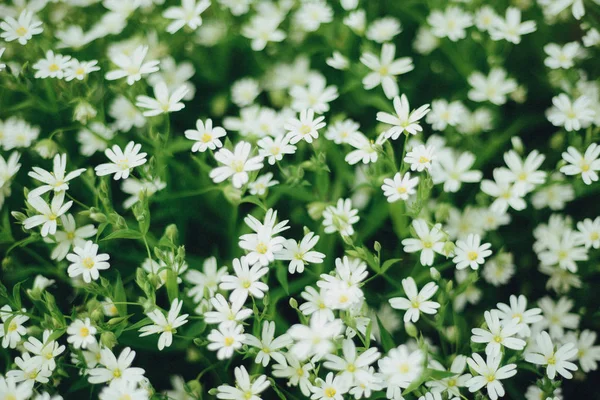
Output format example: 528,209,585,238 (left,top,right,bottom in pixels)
100,331,118,349
289,297,298,310
307,202,326,220
165,224,178,243
442,241,455,257
223,185,242,205
429,267,441,281
73,101,97,124
405,322,418,338
34,139,59,159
